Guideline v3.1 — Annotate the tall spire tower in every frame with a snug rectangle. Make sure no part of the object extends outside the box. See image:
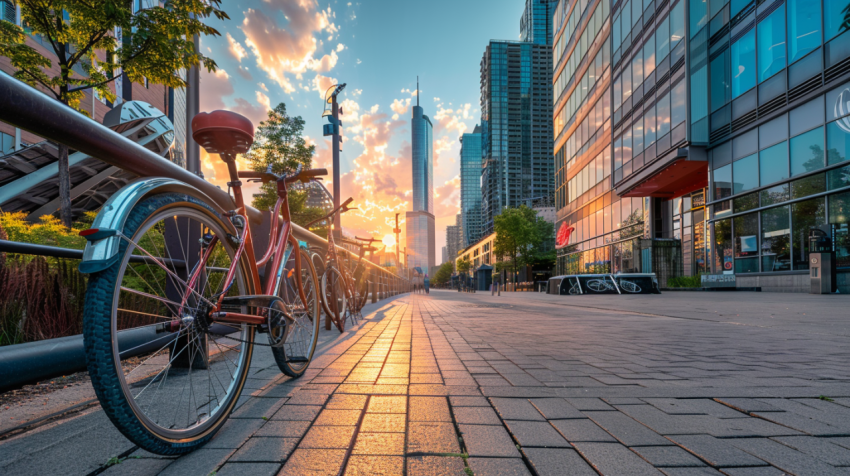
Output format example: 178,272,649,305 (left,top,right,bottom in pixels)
405,77,436,272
